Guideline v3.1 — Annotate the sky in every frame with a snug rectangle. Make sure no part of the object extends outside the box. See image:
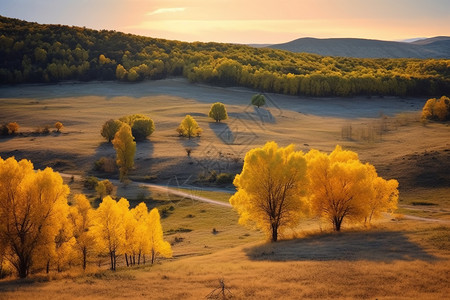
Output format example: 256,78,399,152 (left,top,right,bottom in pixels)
1,0,449,44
